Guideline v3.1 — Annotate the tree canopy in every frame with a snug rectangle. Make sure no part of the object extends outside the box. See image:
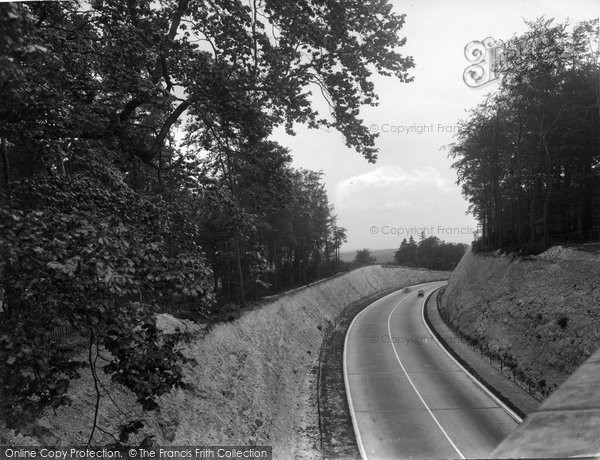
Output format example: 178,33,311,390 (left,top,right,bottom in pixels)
1,0,413,167
353,248,376,266
0,0,413,442
394,236,467,270
449,18,600,254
